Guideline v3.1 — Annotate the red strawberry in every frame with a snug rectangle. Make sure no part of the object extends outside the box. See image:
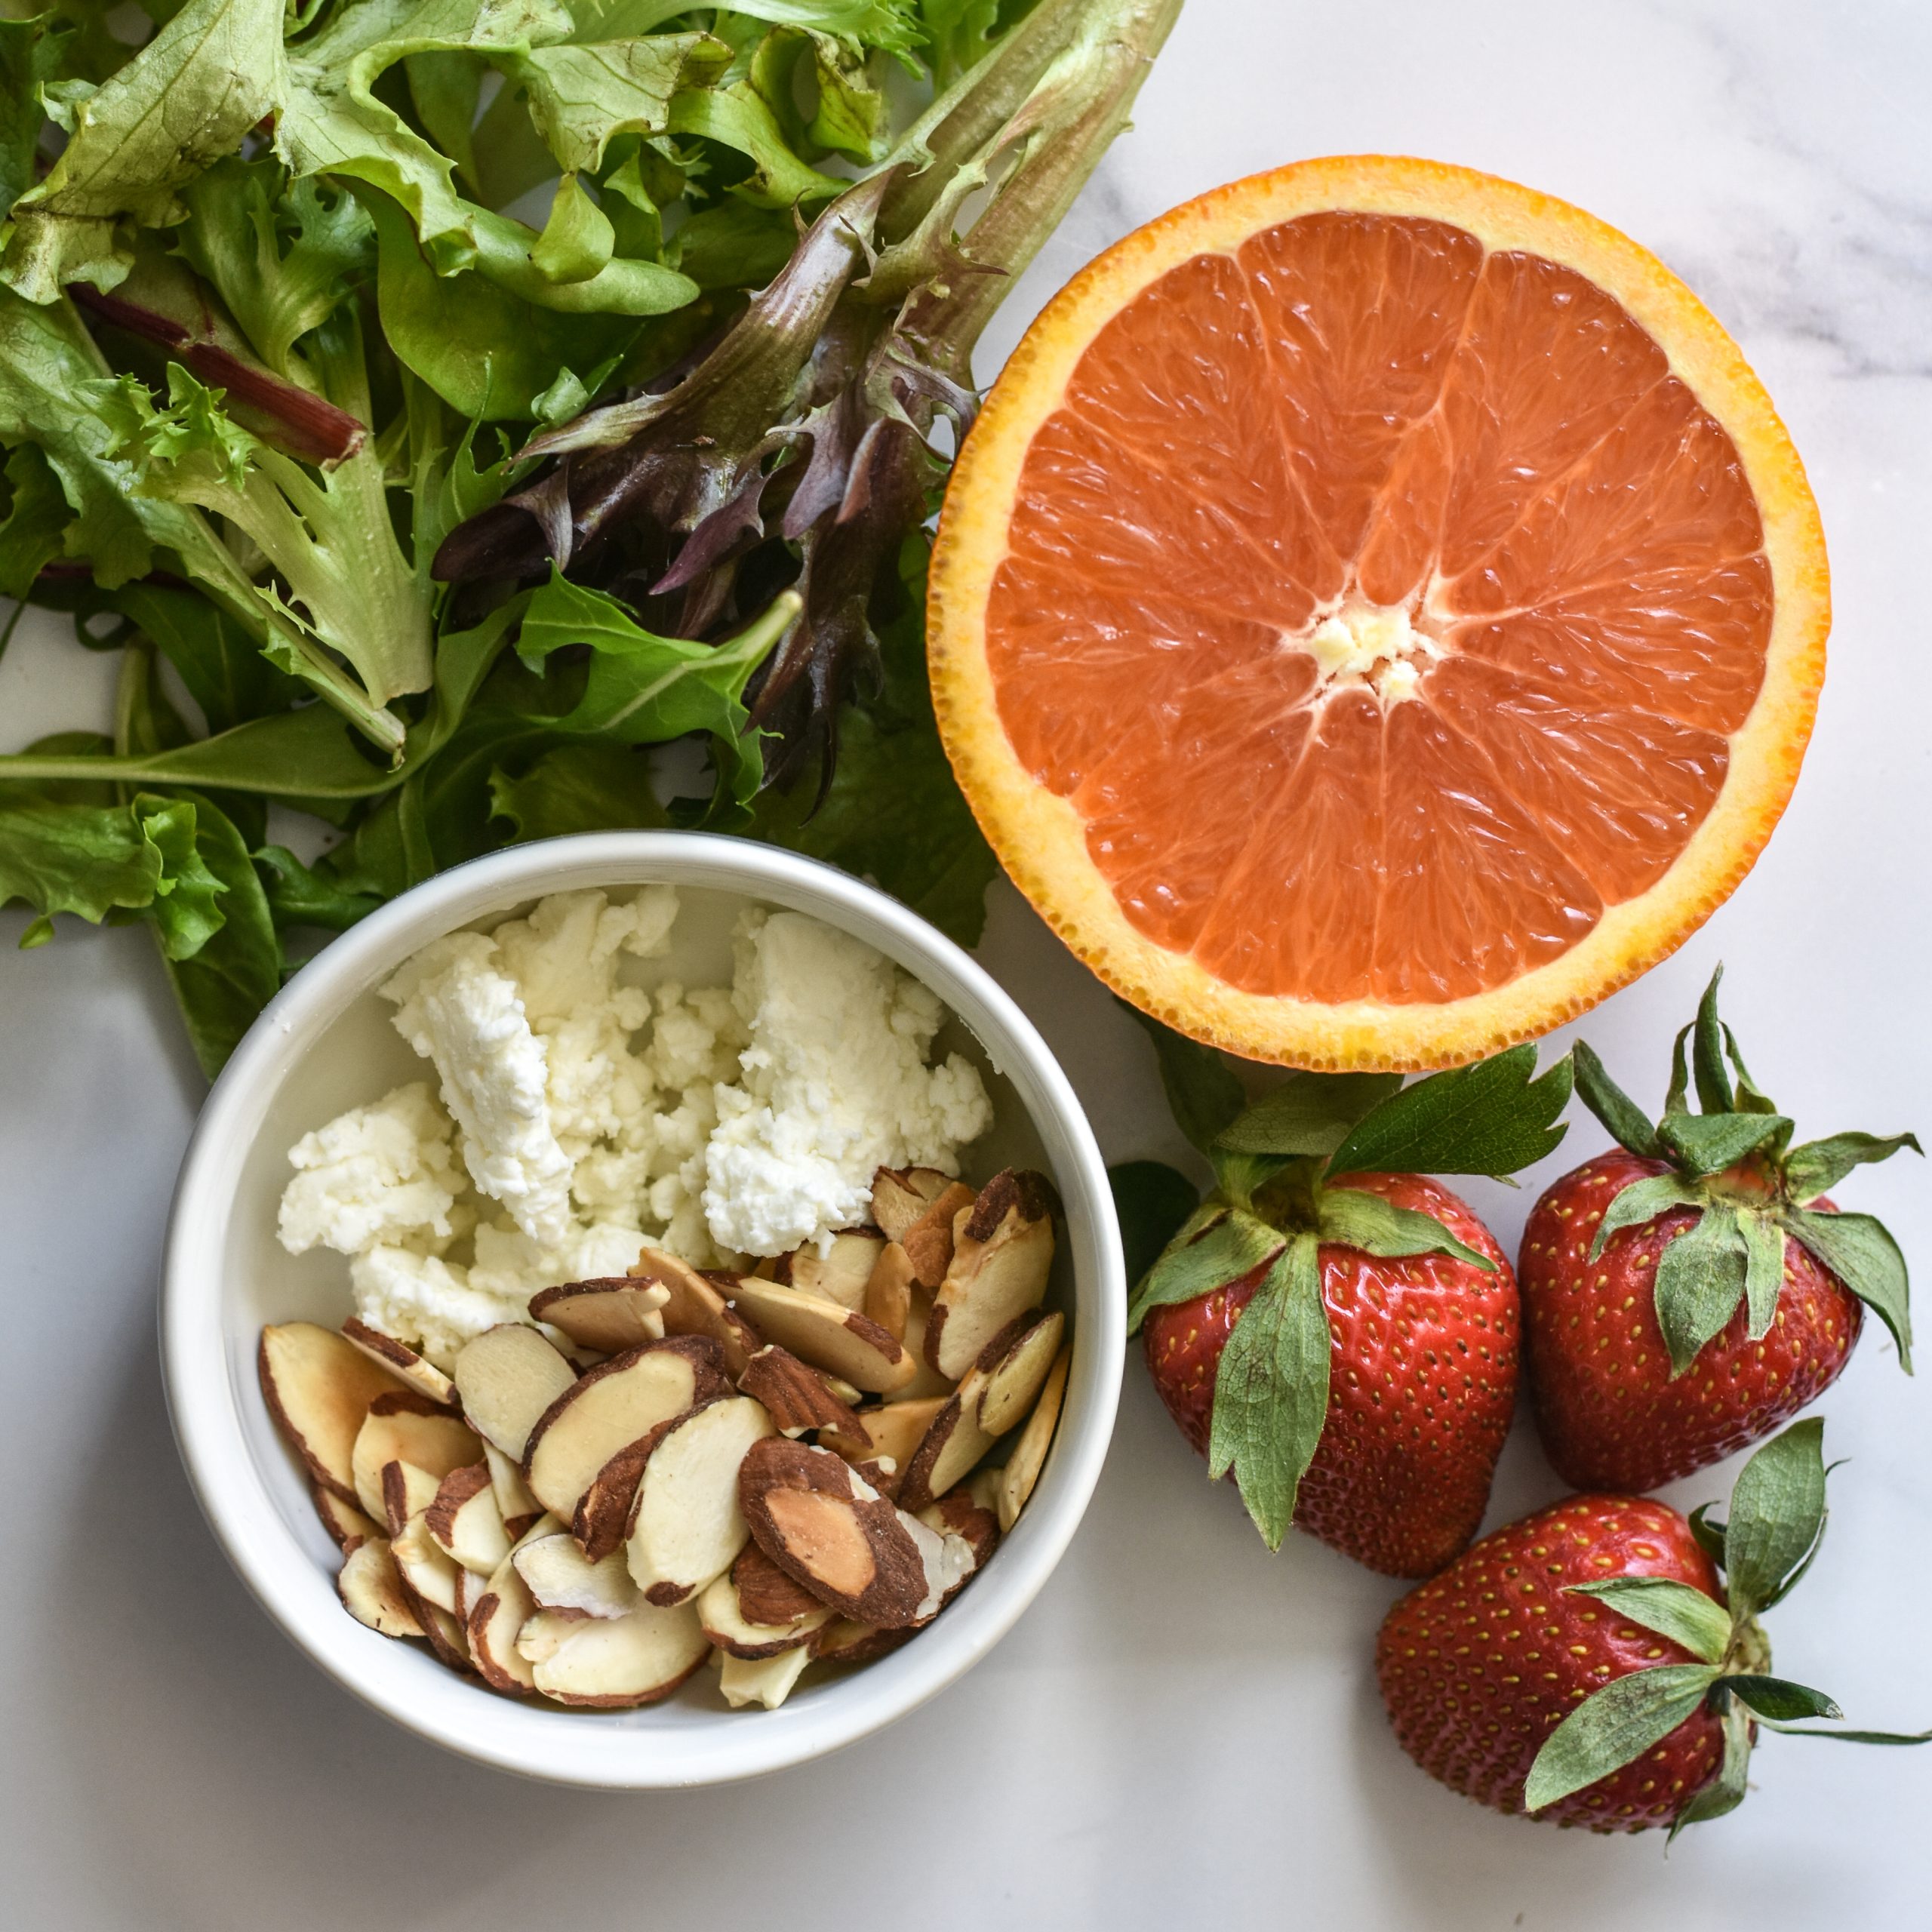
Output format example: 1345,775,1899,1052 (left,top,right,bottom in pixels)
1377,1421,1930,1833
1522,1150,1859,1489
1121,1041,1571,1574
1144,1173,1518,1576
1526,968,1918,1492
